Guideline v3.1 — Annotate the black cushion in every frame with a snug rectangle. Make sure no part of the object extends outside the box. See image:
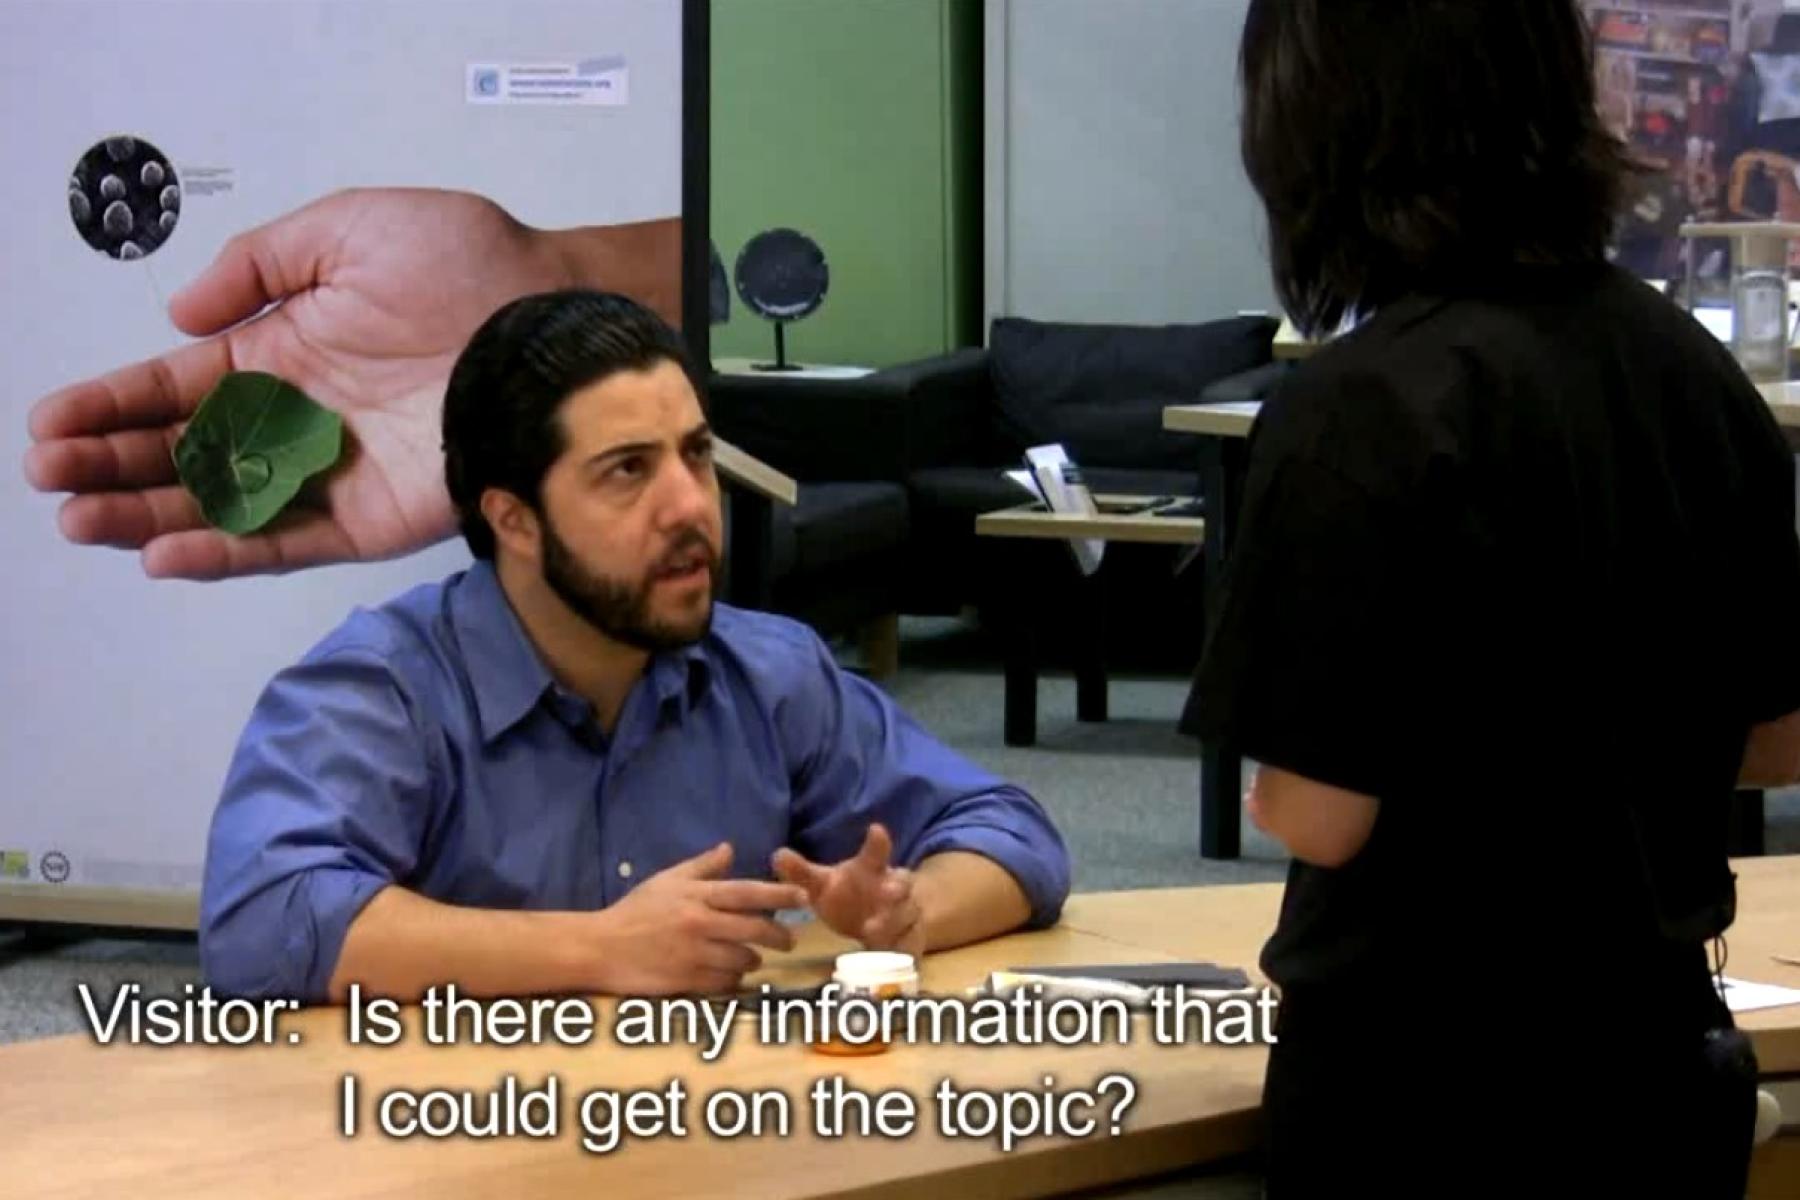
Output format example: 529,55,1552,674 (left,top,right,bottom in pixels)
706,373,912,482
987,315,1276,469
1075,465,1202,498
905,467,1027,526
770,481,909,579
